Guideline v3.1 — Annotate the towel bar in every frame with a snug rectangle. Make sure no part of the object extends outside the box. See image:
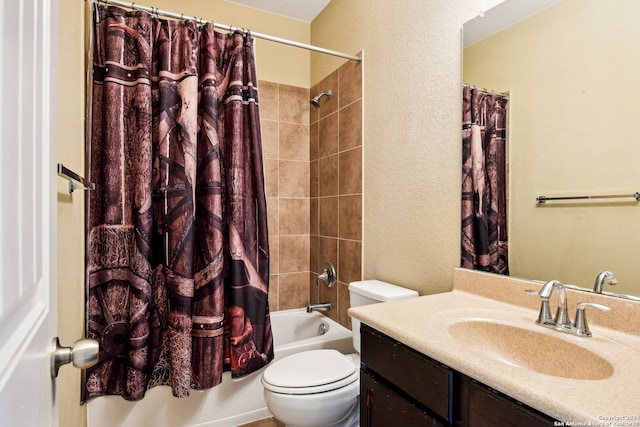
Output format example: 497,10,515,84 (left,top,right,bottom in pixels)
57,163,95,193
536,192,640,203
